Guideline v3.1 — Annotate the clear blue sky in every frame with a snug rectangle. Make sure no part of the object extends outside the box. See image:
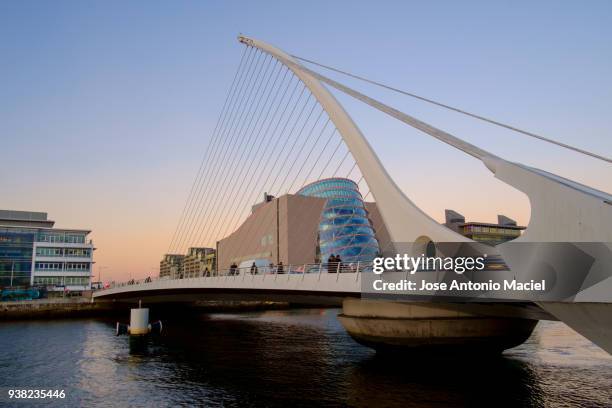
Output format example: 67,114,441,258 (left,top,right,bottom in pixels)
1,1,611,279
